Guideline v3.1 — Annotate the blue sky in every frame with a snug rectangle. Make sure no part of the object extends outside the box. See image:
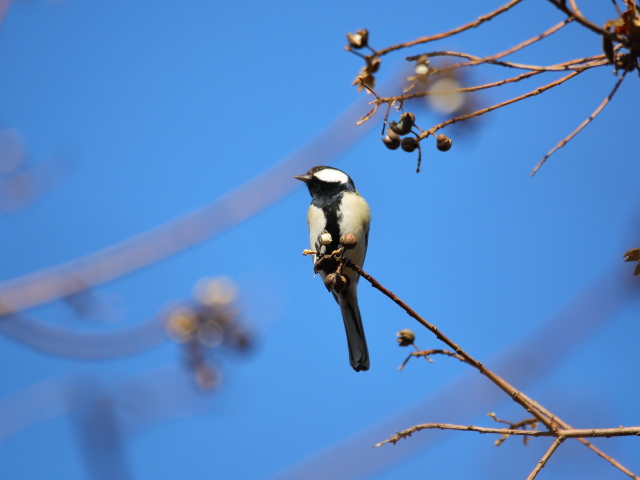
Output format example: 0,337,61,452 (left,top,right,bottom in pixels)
1,1,639,479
